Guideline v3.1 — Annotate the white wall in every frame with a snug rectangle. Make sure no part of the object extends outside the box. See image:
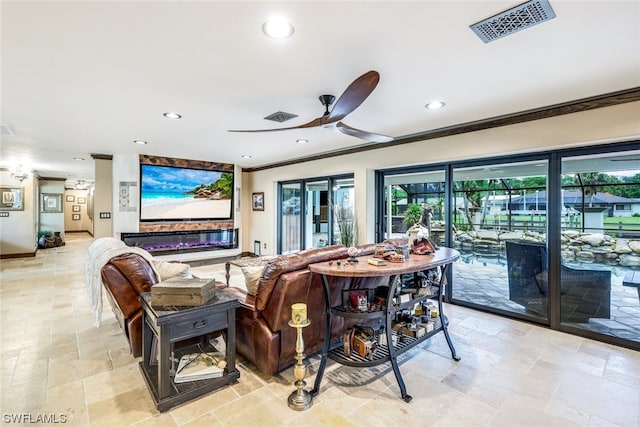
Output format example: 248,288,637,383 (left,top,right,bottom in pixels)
63,189,92,232
242,101,640,254
39,180,66,240
112,153,139,237
0,170,37,256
